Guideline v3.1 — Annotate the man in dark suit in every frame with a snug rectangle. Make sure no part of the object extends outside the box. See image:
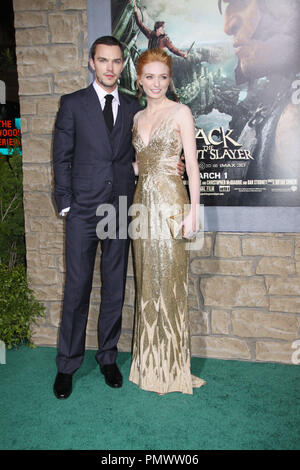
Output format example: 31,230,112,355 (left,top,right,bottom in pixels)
52,35,184,399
